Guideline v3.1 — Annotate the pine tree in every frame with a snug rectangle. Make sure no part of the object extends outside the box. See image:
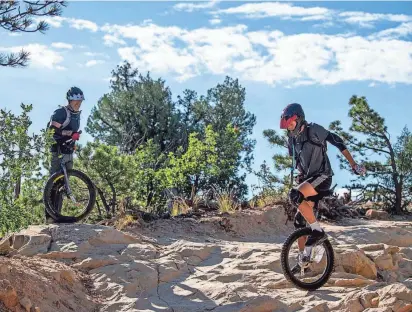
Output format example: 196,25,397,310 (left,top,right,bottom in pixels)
0,1,66,67
330,95,412,214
